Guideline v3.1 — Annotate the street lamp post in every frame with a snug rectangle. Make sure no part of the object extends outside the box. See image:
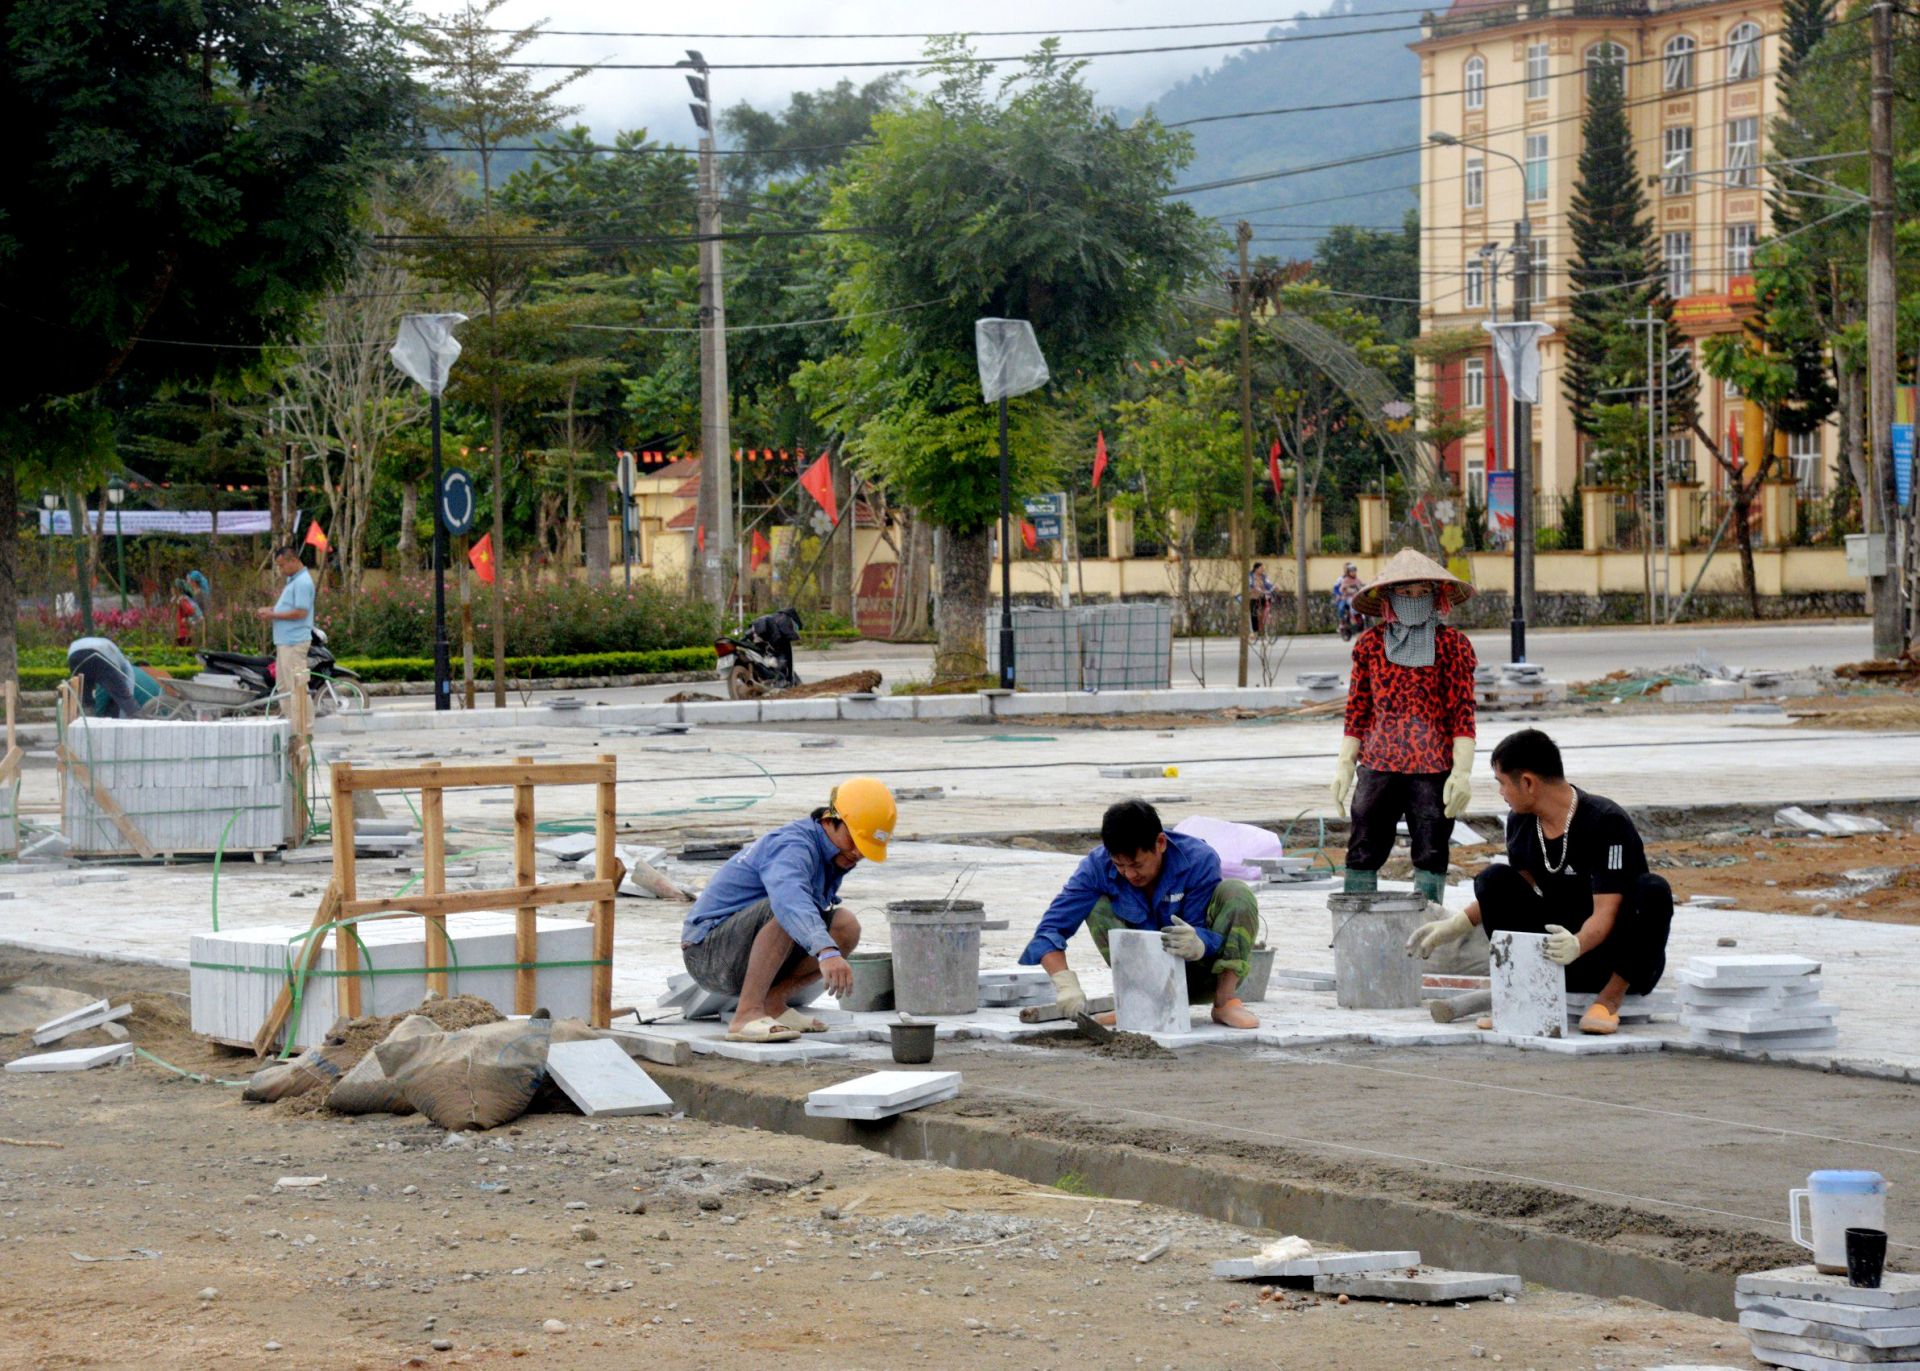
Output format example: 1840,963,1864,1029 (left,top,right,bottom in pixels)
974,319,1051,691
106,476,126,612
40,492,60,624
390,314,469,713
